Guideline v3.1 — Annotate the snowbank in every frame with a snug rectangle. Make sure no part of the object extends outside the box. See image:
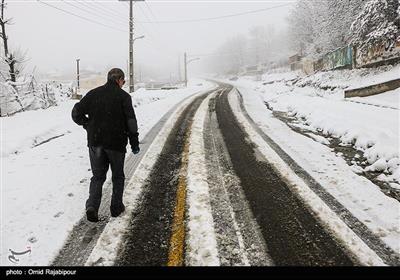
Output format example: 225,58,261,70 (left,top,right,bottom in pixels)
0,80,71,117
229,65,400,185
